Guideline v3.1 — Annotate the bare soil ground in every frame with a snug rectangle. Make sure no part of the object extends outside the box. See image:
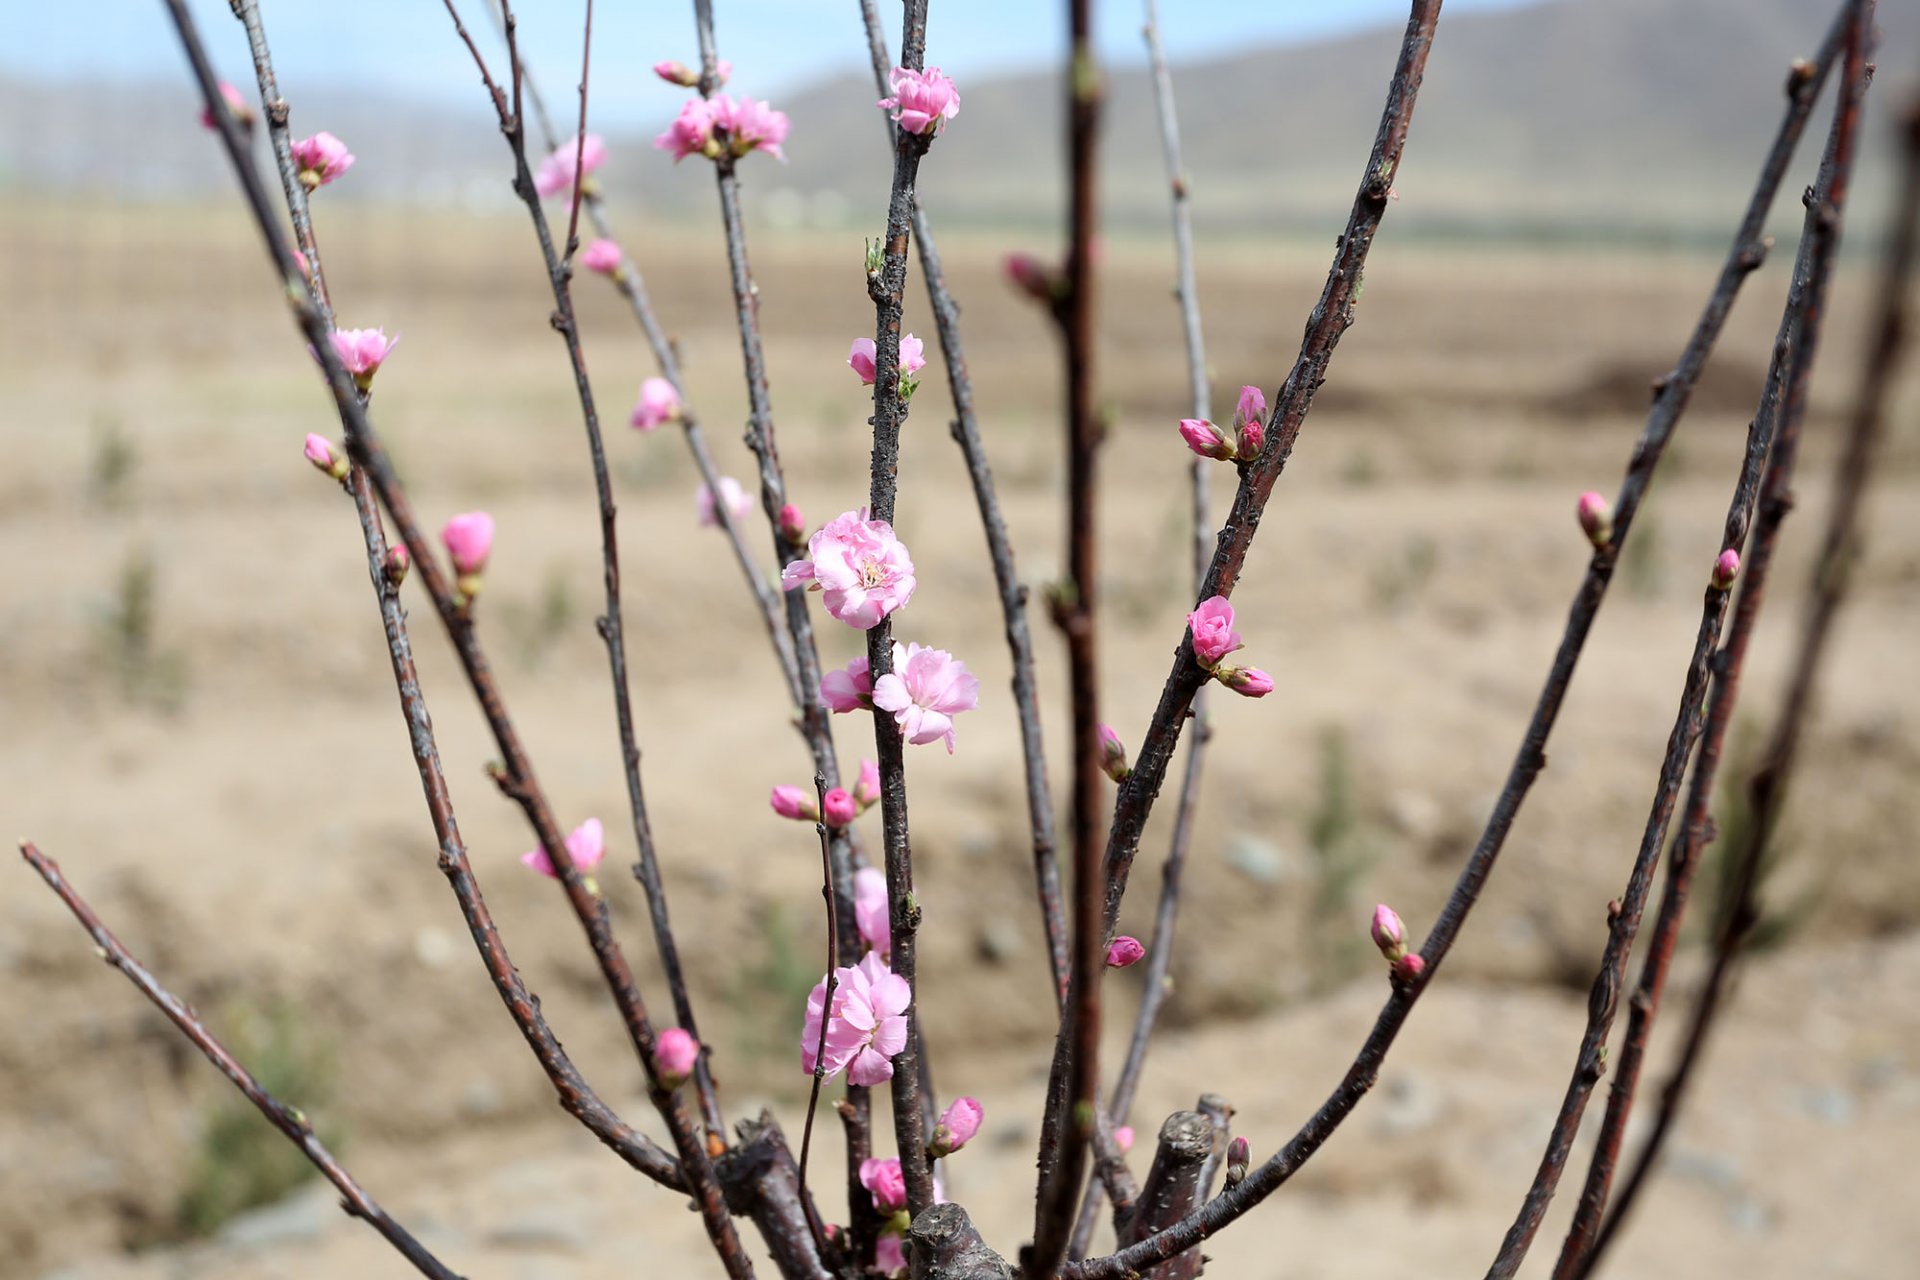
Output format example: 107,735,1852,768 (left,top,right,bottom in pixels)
2,199,1917,1278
